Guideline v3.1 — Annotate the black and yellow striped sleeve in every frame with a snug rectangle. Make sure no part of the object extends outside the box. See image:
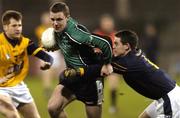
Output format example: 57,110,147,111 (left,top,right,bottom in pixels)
27,40,53,64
